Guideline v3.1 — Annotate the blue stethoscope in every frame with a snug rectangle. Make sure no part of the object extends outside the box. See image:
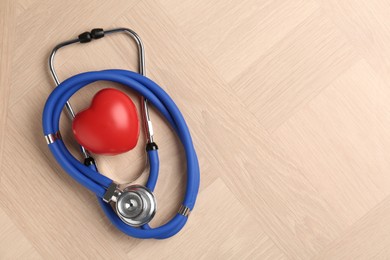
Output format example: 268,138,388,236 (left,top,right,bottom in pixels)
42,28,200,239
